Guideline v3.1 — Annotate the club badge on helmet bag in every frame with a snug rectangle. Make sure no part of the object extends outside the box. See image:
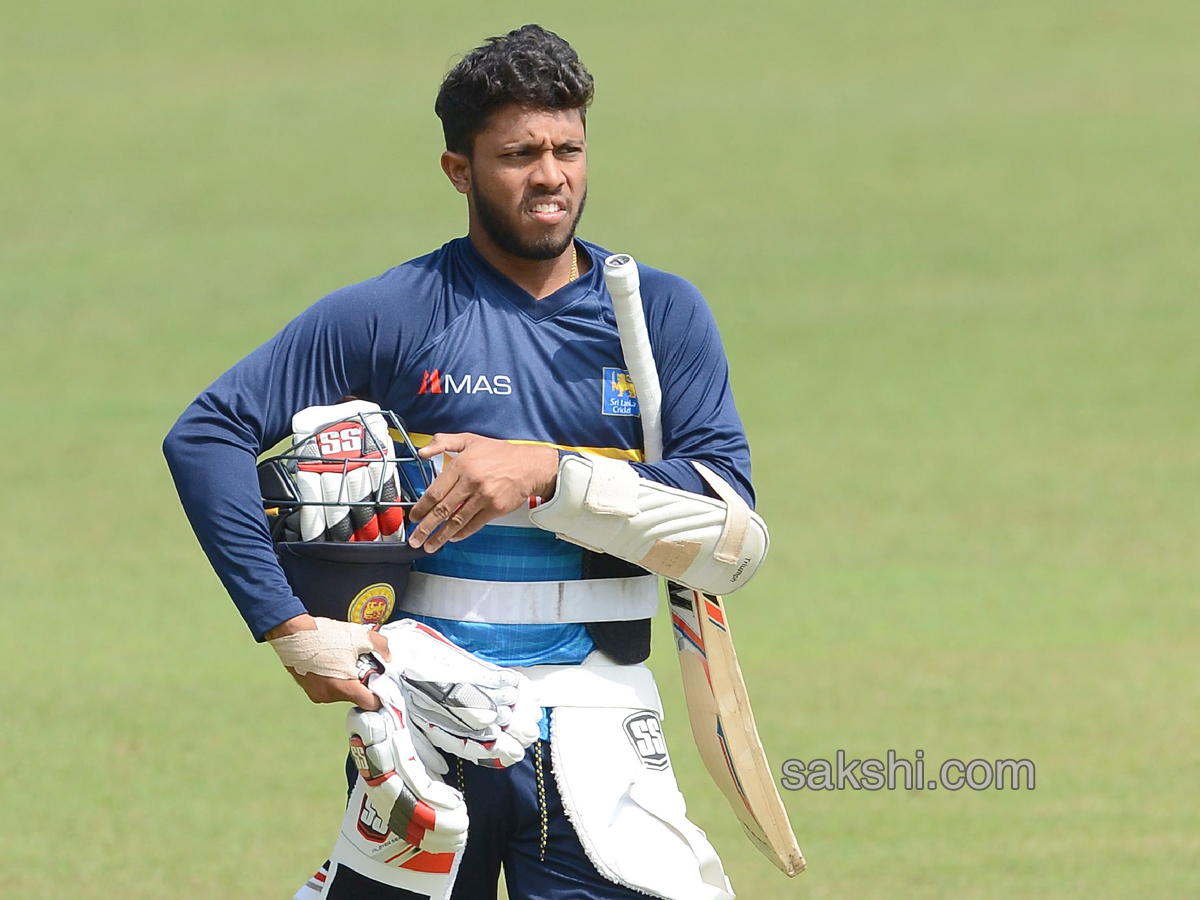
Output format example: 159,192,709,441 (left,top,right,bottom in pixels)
256,400,438,624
